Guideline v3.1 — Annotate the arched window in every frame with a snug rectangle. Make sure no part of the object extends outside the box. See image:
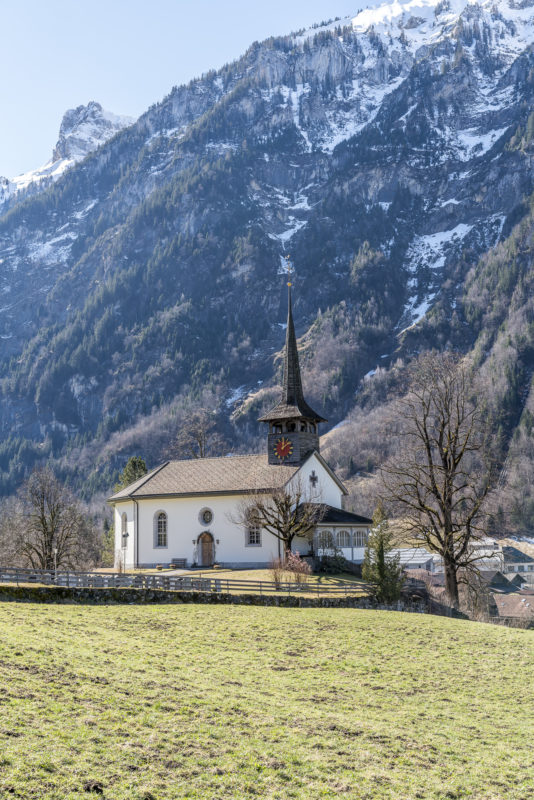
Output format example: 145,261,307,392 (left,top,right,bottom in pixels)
337,530,350,548
155,512,168,548
246,523,261,547
245,509,261,547
121,513,128,548
354,529,368,548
